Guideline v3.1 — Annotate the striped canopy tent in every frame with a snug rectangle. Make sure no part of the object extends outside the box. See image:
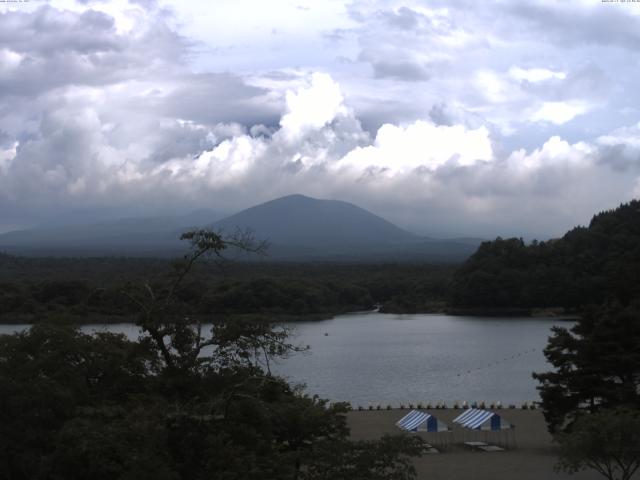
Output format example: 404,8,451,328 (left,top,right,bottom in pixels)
452,409,512,431
452,408,516,449
396,410,449,433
